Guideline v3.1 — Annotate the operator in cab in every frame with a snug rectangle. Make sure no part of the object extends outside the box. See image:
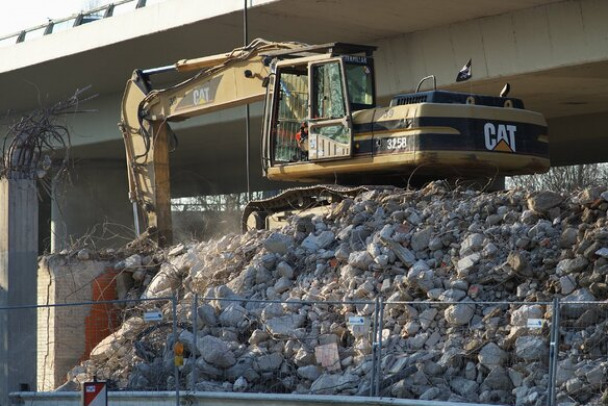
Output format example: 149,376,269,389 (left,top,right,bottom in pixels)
295,121,309,161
